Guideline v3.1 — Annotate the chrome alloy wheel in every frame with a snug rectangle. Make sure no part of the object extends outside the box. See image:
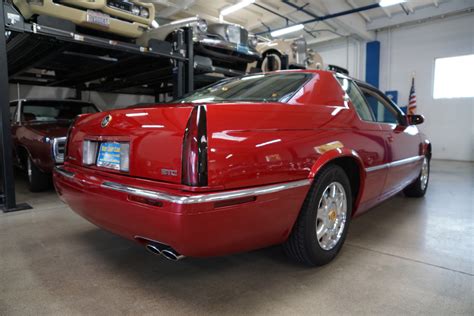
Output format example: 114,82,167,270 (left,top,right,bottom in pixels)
420,157,429,191
316,182,348,251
